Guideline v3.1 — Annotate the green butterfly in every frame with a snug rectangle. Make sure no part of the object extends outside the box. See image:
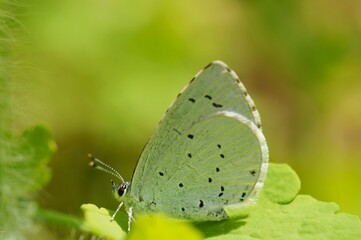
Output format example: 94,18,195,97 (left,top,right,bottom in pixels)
90,61,268,231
